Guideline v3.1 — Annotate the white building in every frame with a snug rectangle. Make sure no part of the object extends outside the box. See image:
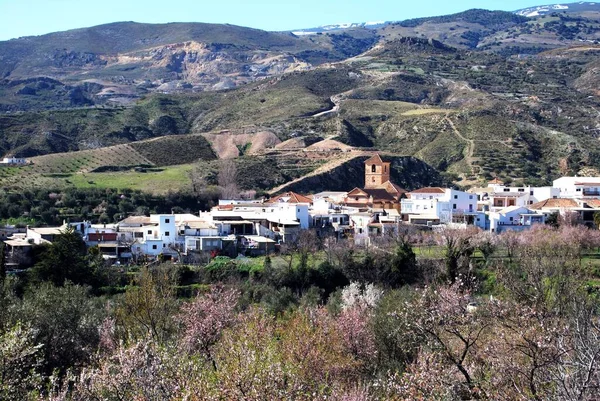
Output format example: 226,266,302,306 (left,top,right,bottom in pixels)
553,176,600,199
1,155,26,165
201,201,308,242
401,187,477,225
475,206,545,233
472,179,559,211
